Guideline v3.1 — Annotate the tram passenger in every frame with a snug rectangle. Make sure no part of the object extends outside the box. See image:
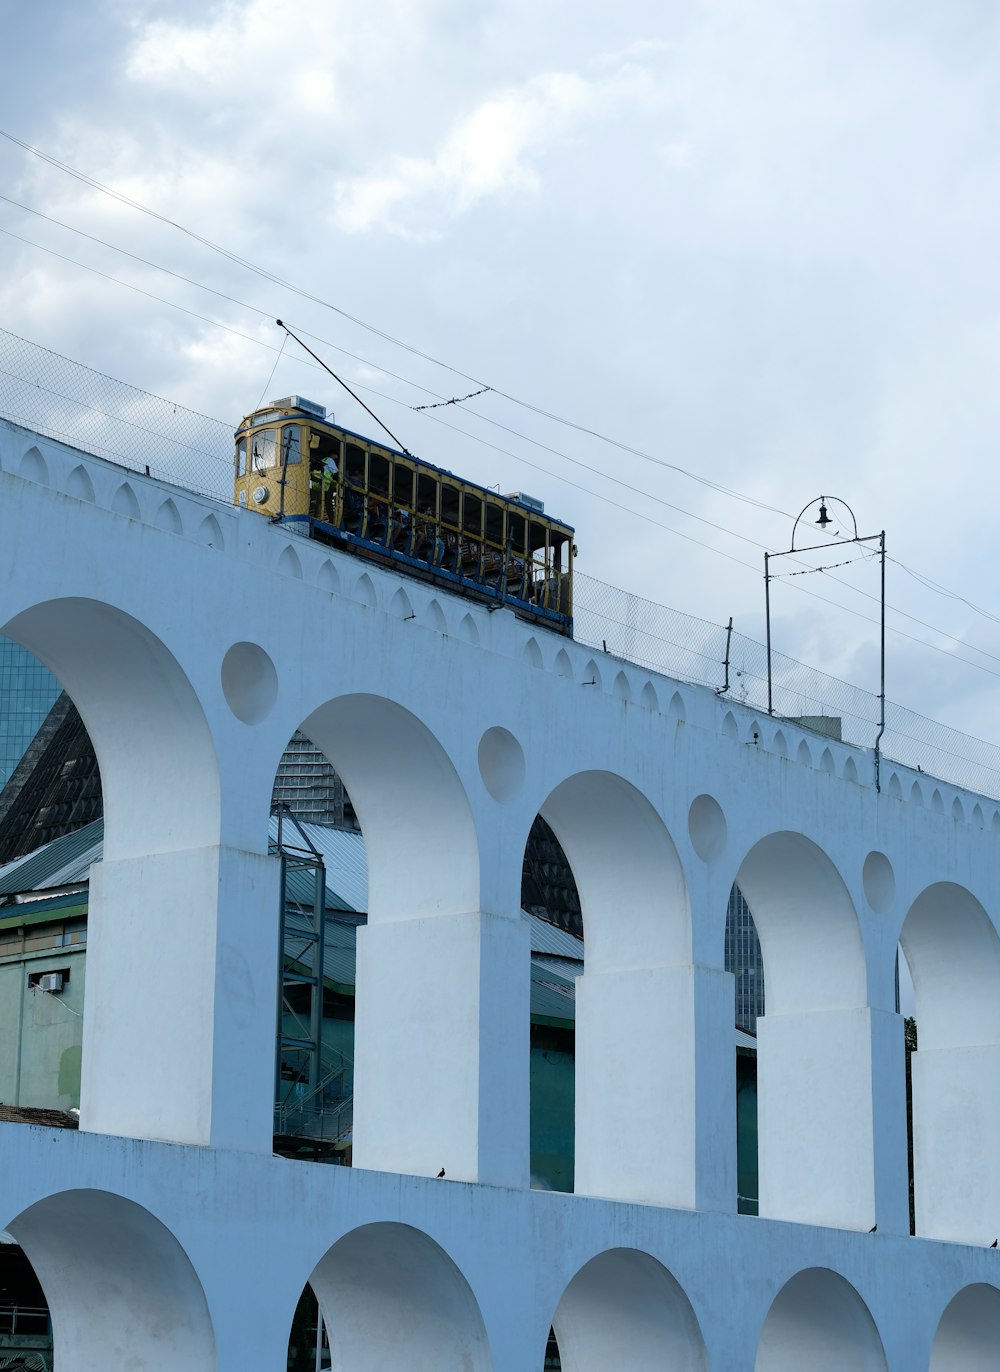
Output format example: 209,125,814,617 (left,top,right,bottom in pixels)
310,454,338,522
